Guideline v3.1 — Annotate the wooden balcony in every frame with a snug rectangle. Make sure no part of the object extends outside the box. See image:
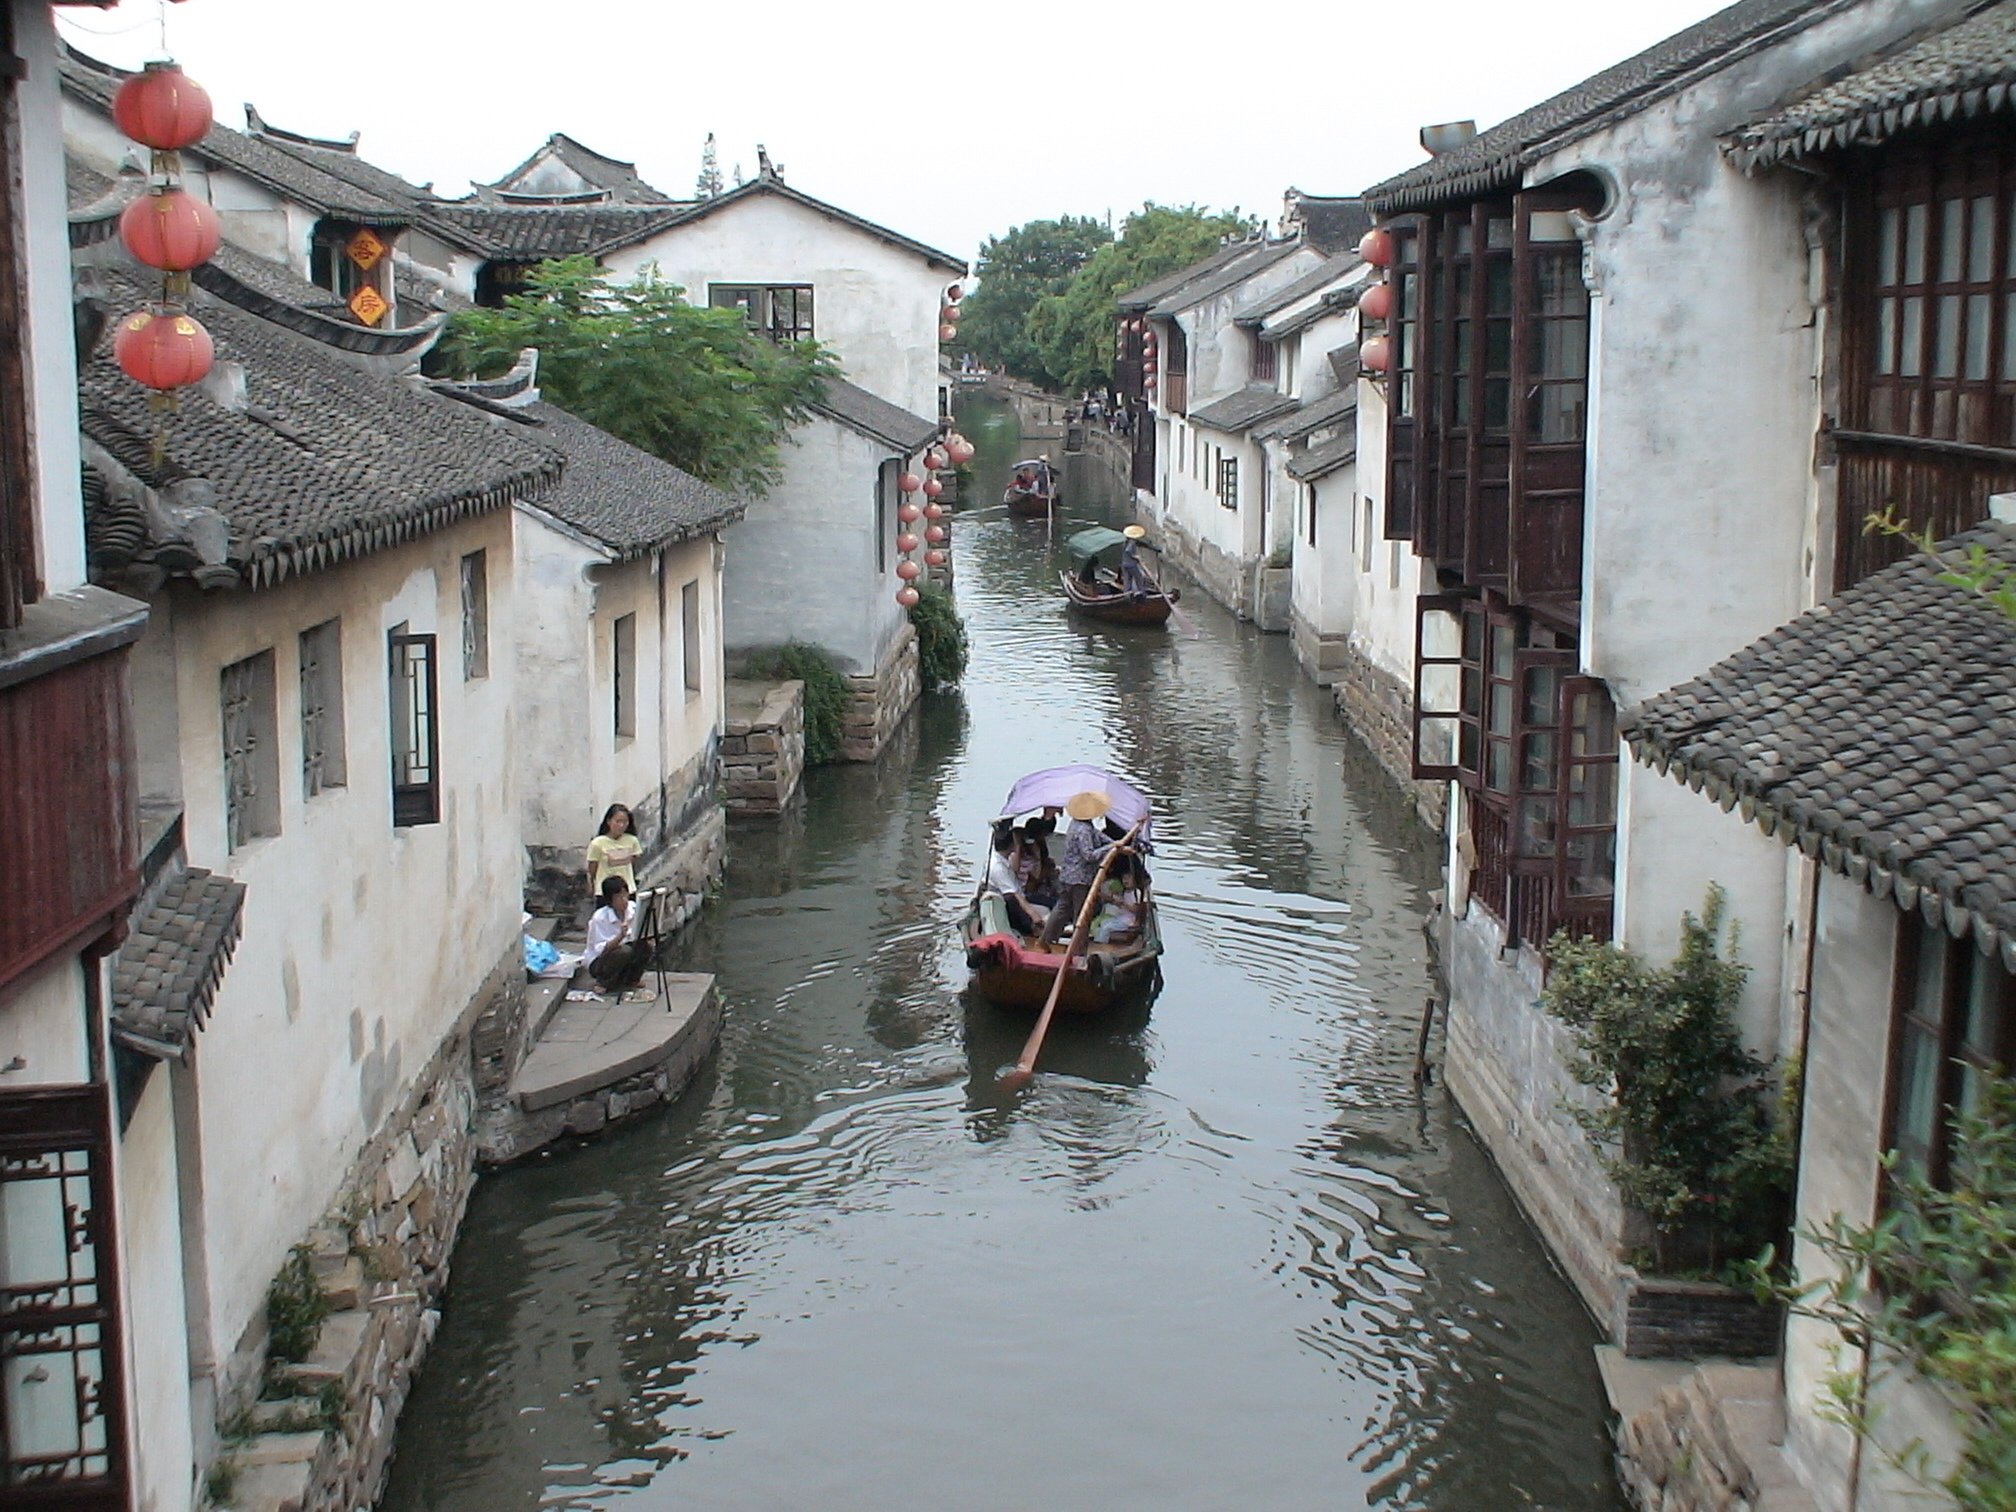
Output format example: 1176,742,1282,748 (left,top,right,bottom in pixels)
0,626,140,998
1833,429,2016,590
